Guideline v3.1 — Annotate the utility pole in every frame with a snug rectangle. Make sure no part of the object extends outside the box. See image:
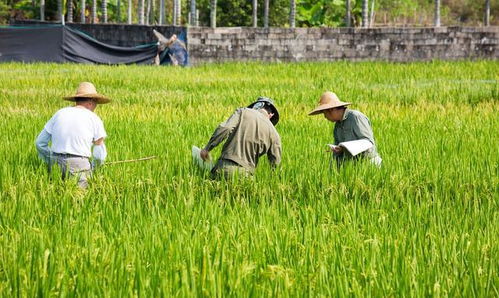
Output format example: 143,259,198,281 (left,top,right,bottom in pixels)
289,0,296,28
